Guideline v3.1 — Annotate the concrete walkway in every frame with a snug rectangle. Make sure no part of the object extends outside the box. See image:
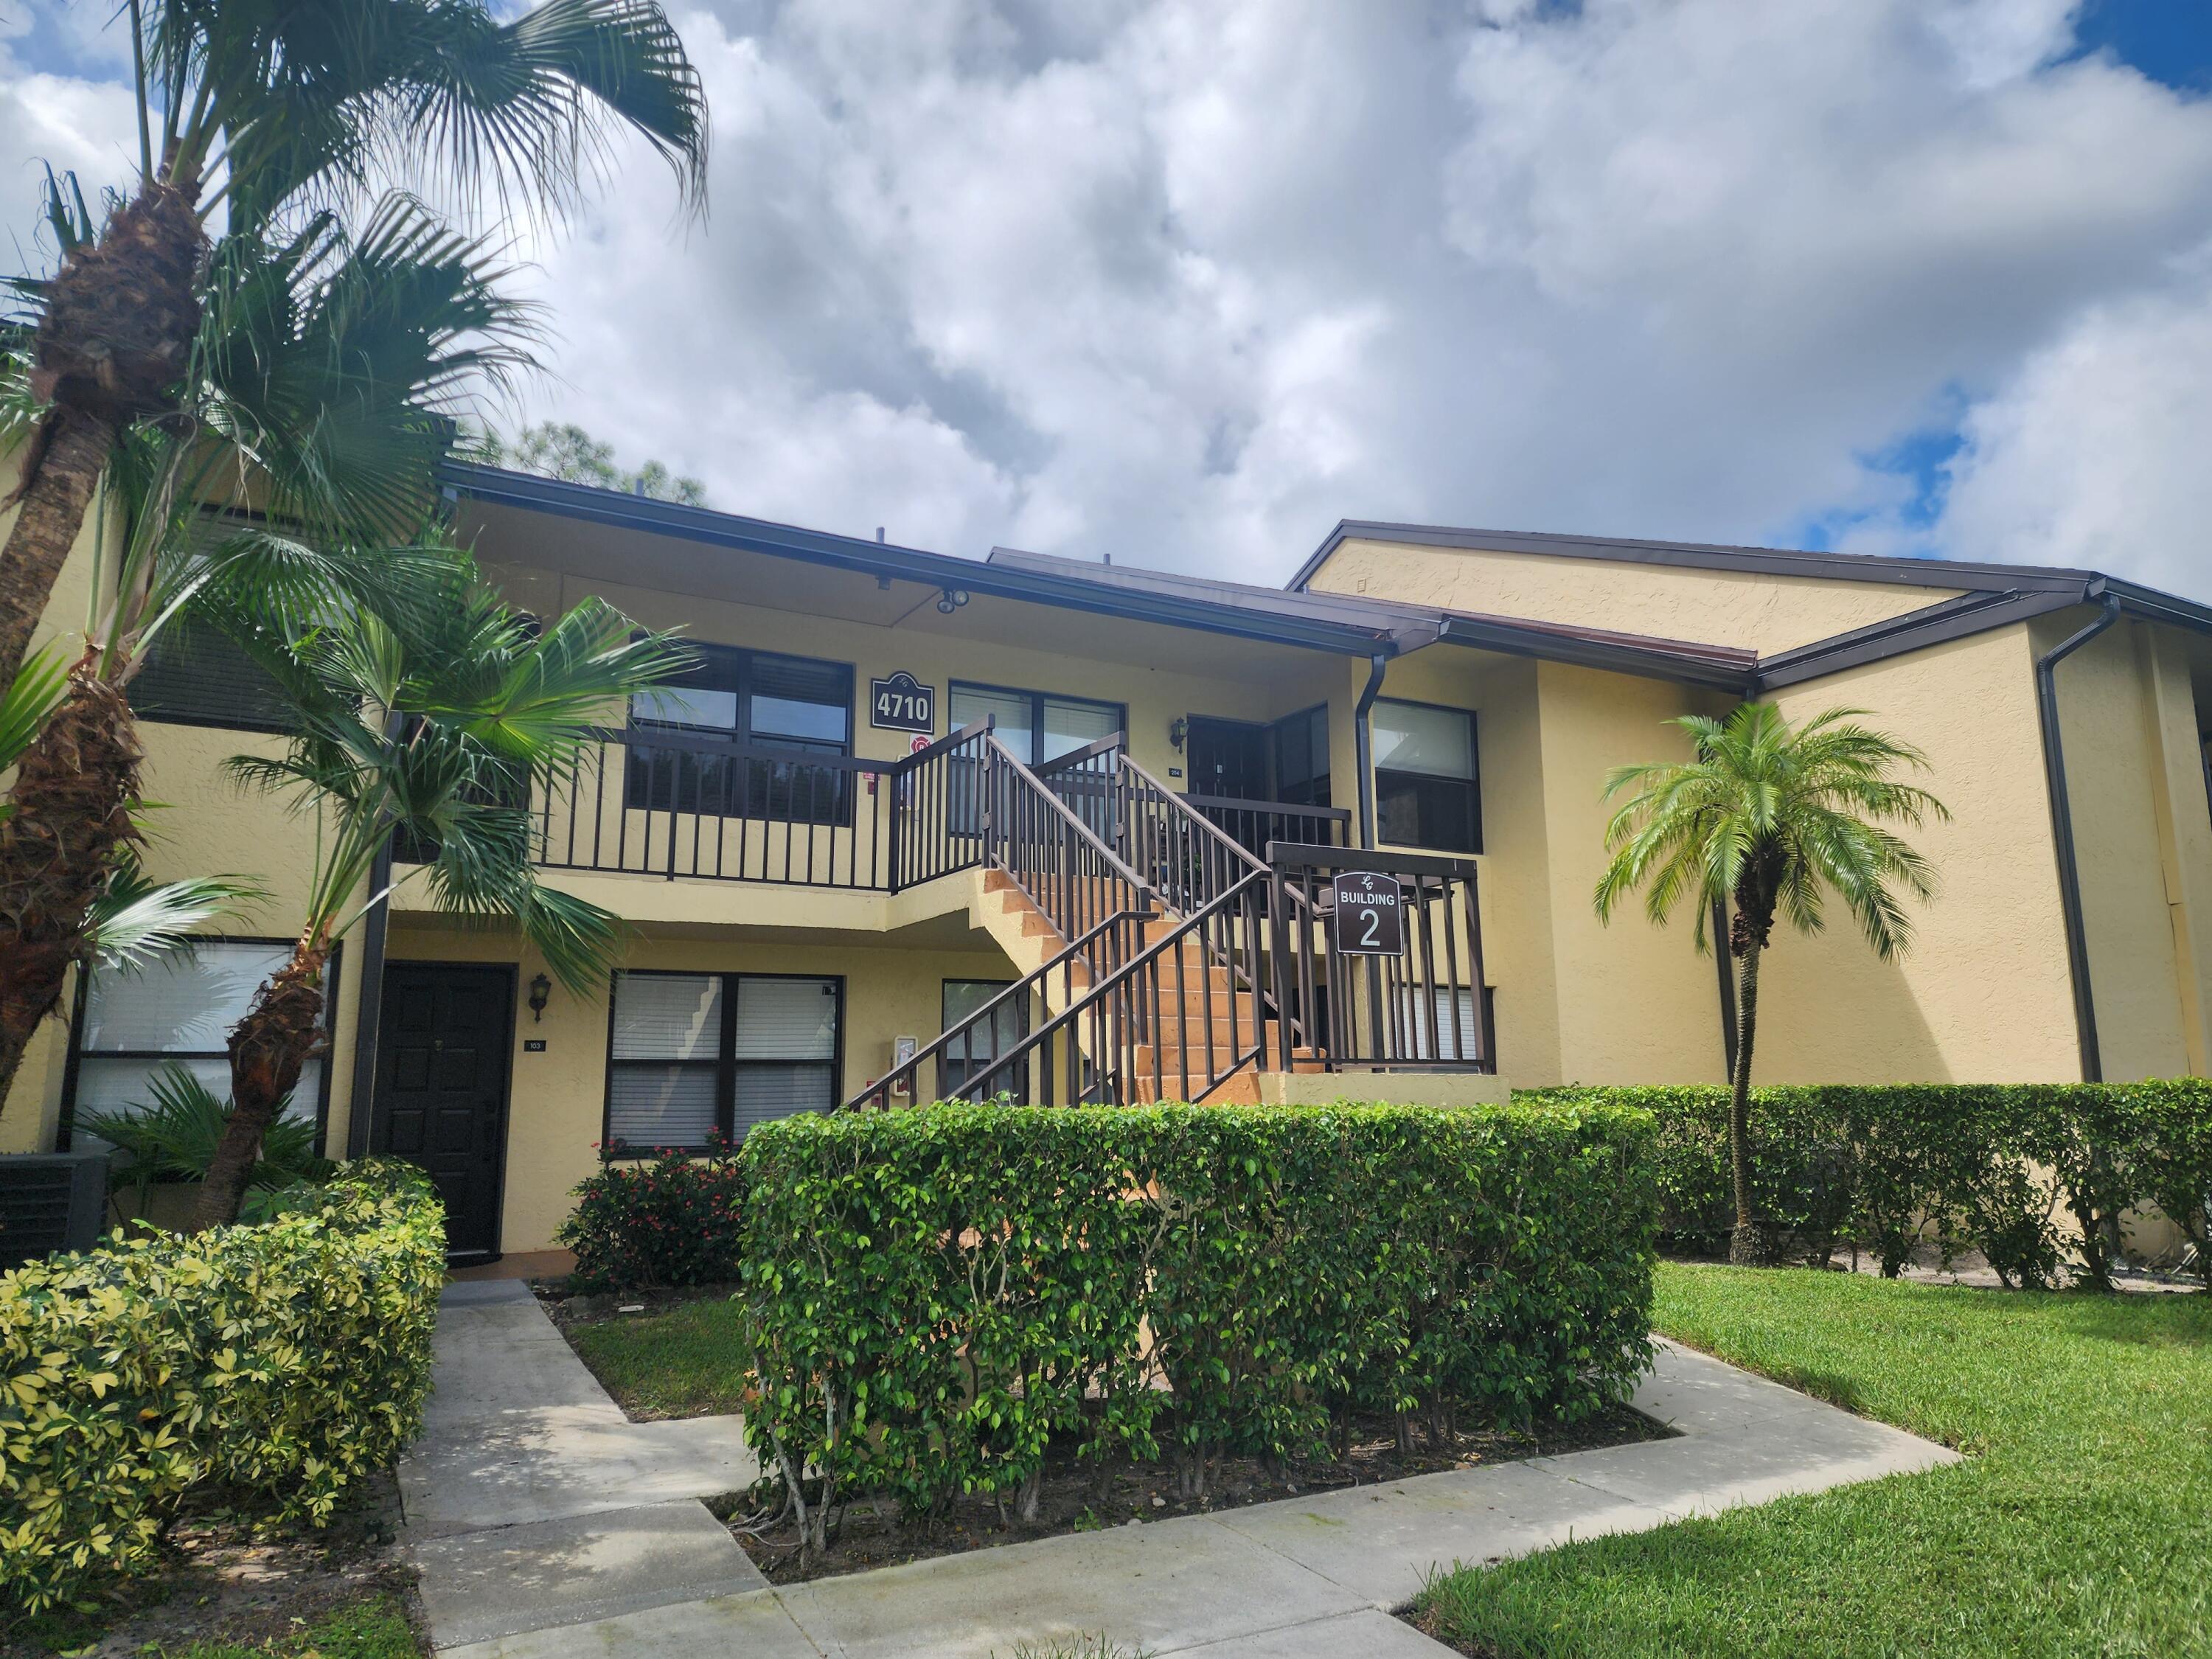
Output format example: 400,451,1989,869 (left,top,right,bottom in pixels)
405,1283,1958,1658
